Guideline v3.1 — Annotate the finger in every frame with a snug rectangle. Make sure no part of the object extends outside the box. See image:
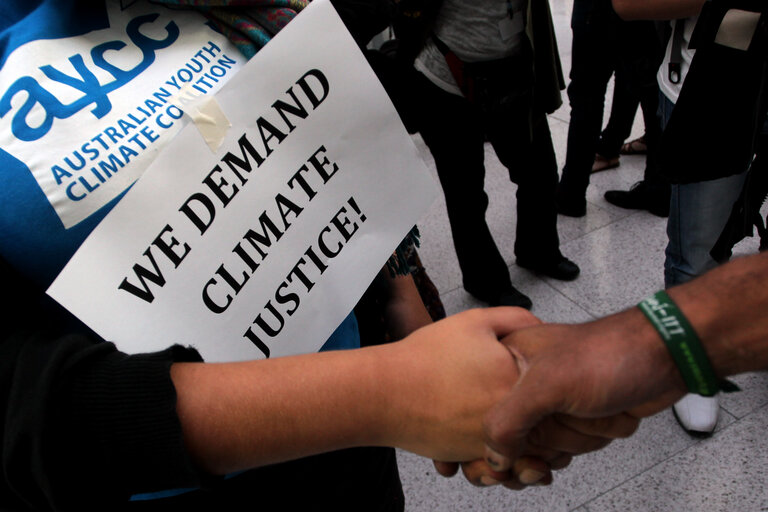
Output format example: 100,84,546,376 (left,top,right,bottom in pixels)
460,459,512,487
502,457,555,489
459,457,552,488
548,453,573,471
514,456,552,486
483,387,556,469
502,471,553,490
553,412,640,439
433,460,459,478
527,416,613,455
475,307,543,340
